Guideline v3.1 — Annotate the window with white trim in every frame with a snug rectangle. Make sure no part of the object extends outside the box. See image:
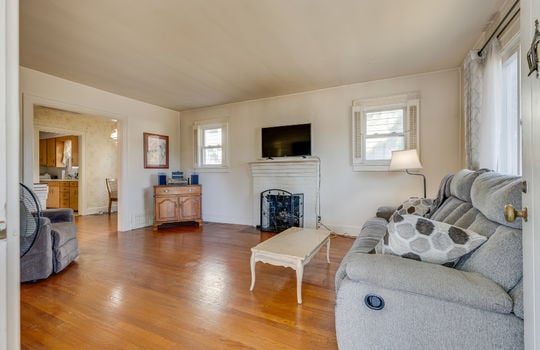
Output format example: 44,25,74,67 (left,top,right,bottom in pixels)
352,94,419,171
498,45,521,175
194,119,229,171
